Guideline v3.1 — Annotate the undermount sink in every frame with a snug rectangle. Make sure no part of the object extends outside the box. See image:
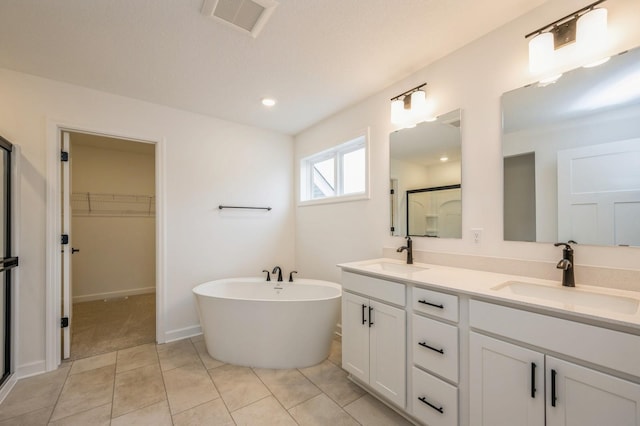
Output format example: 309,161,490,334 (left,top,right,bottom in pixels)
492,281,640,315
360,262,428,274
